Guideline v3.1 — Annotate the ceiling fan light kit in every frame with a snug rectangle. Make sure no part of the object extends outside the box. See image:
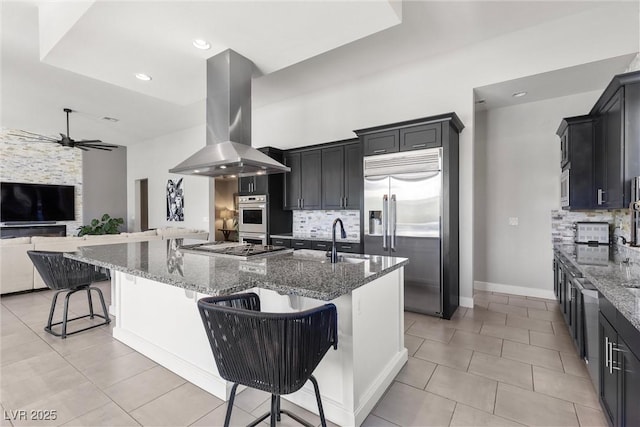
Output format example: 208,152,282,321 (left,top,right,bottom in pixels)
8,108,119,151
